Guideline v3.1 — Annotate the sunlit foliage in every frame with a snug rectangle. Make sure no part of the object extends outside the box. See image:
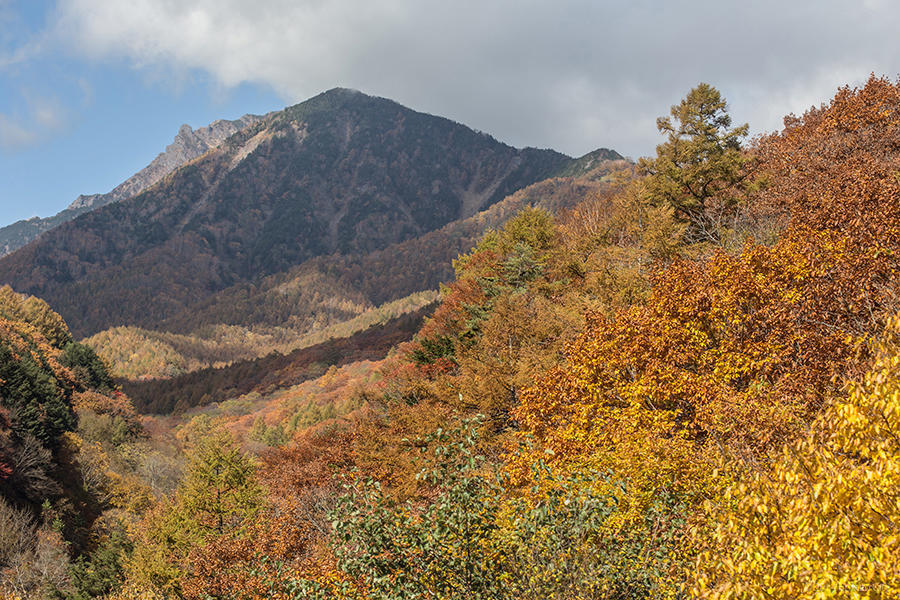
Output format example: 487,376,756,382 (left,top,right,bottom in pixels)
694,315,900,598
